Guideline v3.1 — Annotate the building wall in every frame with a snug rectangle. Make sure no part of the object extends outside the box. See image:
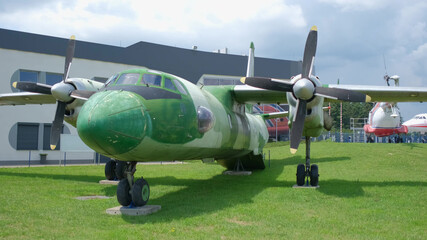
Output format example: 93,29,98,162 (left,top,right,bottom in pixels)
0,48,142,164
